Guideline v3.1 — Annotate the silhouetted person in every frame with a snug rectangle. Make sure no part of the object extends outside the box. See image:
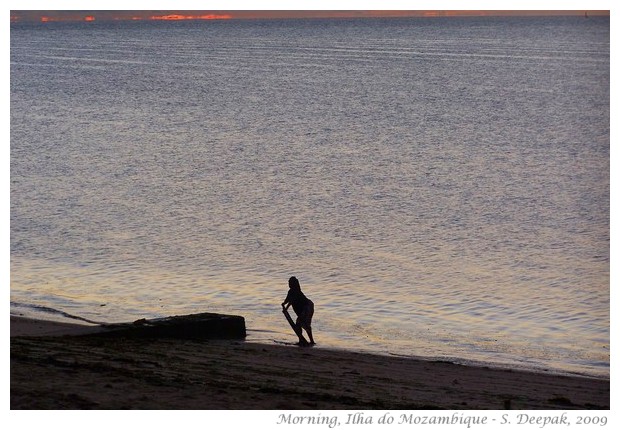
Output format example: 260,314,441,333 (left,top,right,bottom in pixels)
282,276,315,345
